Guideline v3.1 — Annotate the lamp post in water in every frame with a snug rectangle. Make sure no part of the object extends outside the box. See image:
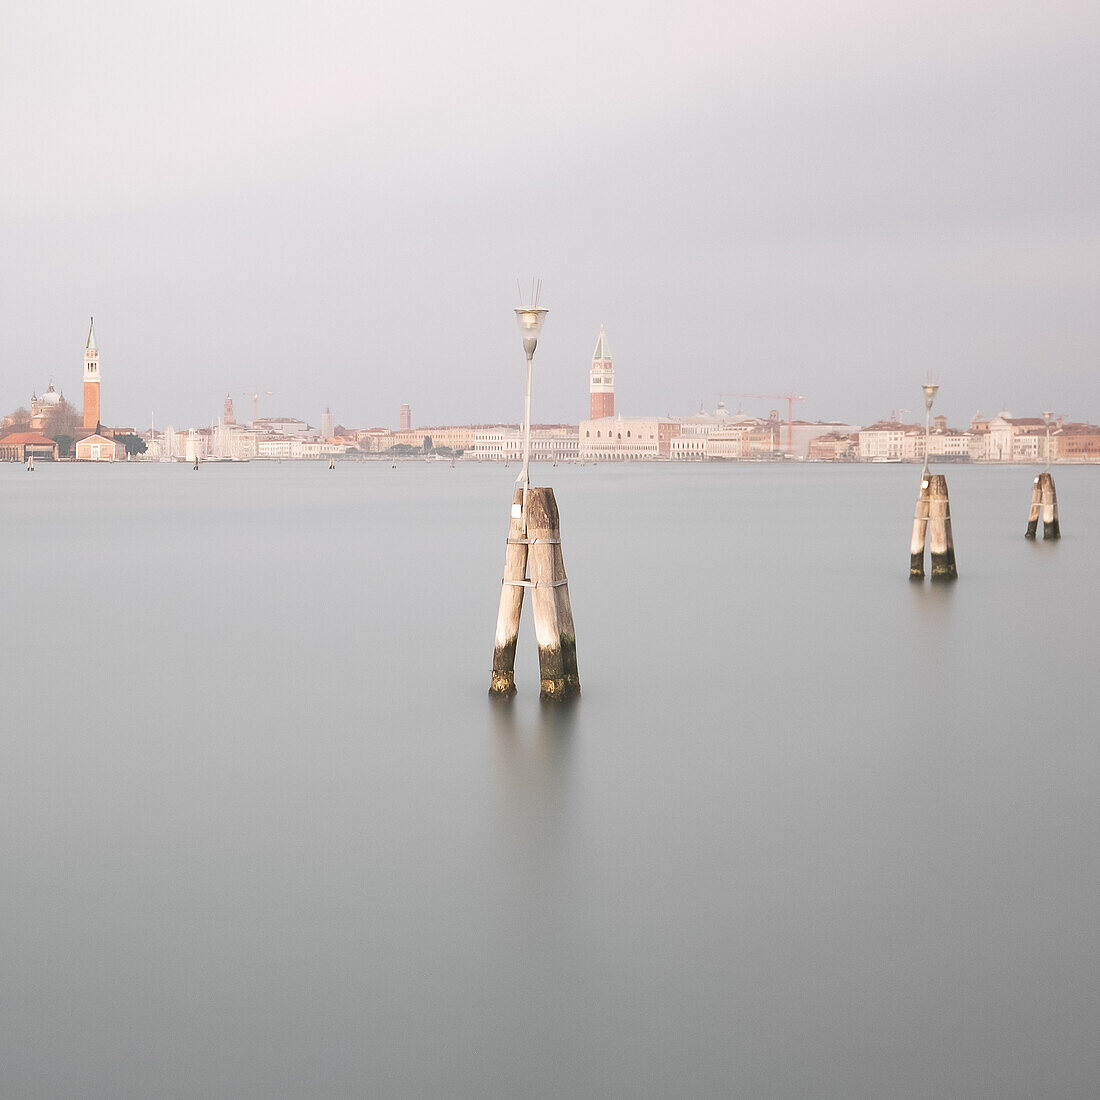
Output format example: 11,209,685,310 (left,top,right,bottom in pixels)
514,305,548,527
490,298,580,700
922,382,939,474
